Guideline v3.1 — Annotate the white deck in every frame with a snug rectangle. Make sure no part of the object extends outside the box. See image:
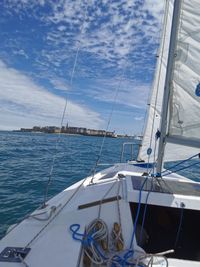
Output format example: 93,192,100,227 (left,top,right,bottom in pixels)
0,163,199,266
